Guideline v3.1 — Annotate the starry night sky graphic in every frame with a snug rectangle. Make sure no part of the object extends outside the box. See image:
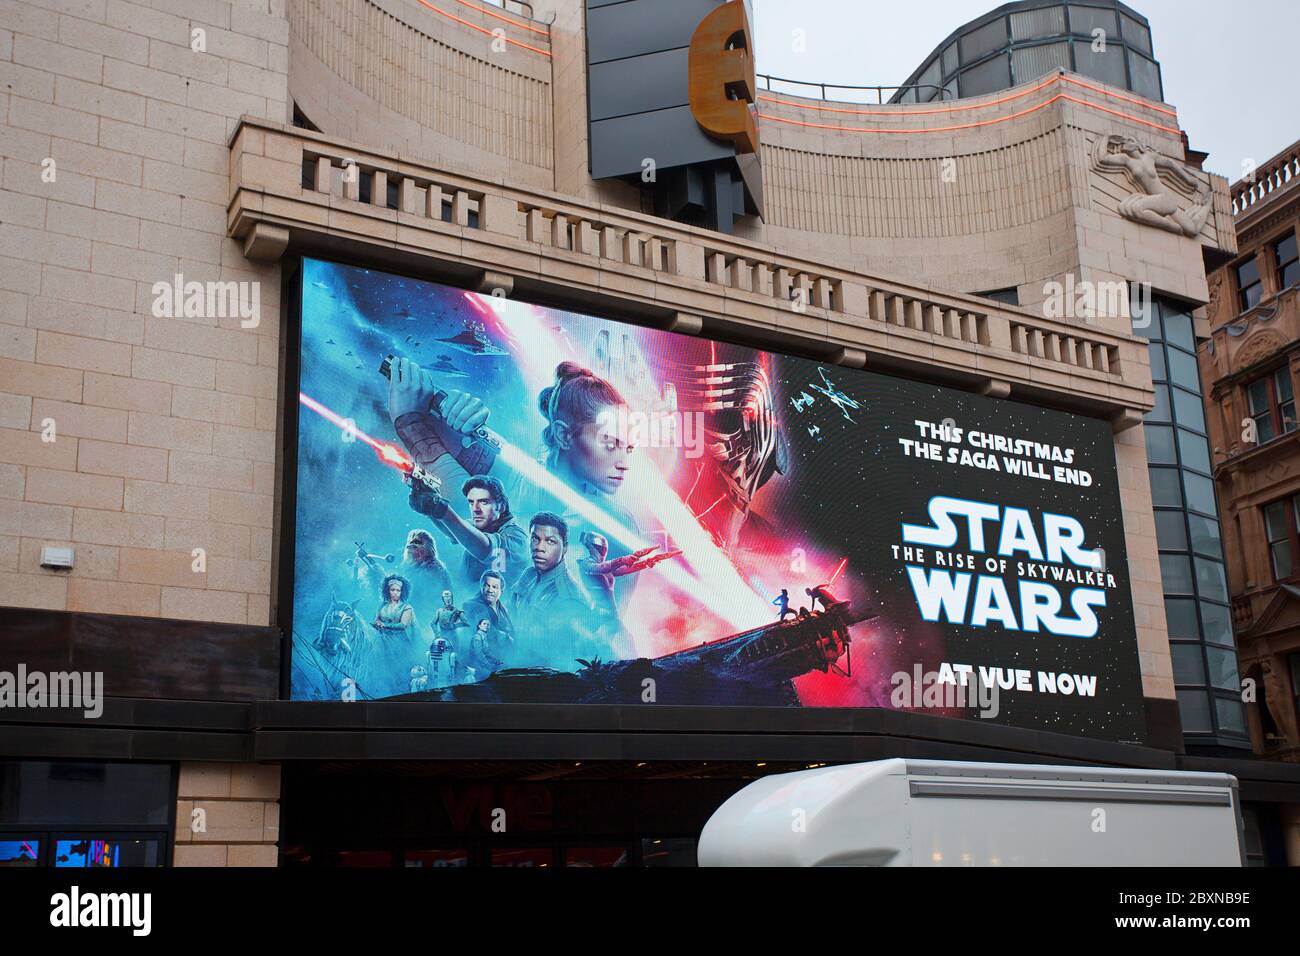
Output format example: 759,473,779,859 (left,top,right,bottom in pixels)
767,360,1145,743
